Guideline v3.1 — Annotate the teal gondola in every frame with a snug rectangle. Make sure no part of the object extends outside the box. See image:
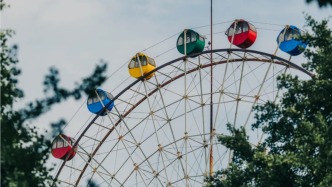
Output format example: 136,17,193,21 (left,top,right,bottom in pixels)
277,25,307,56
176,29,205,56
87,88,114,116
